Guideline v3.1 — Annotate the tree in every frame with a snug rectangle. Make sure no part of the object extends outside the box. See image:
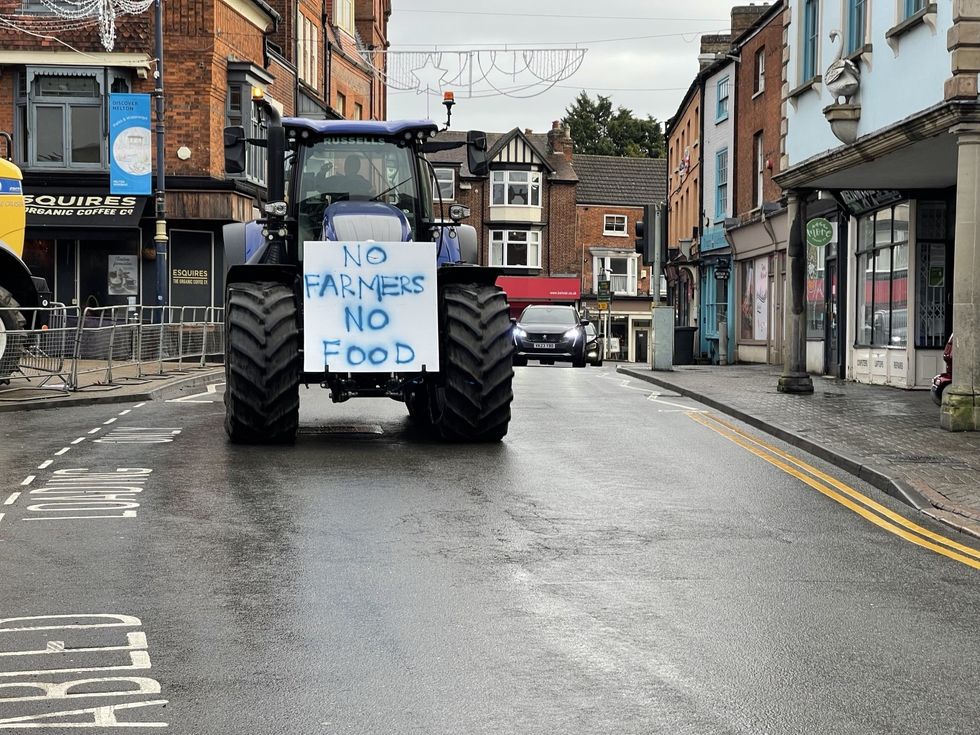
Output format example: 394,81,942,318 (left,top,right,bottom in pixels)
562,92,665,158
